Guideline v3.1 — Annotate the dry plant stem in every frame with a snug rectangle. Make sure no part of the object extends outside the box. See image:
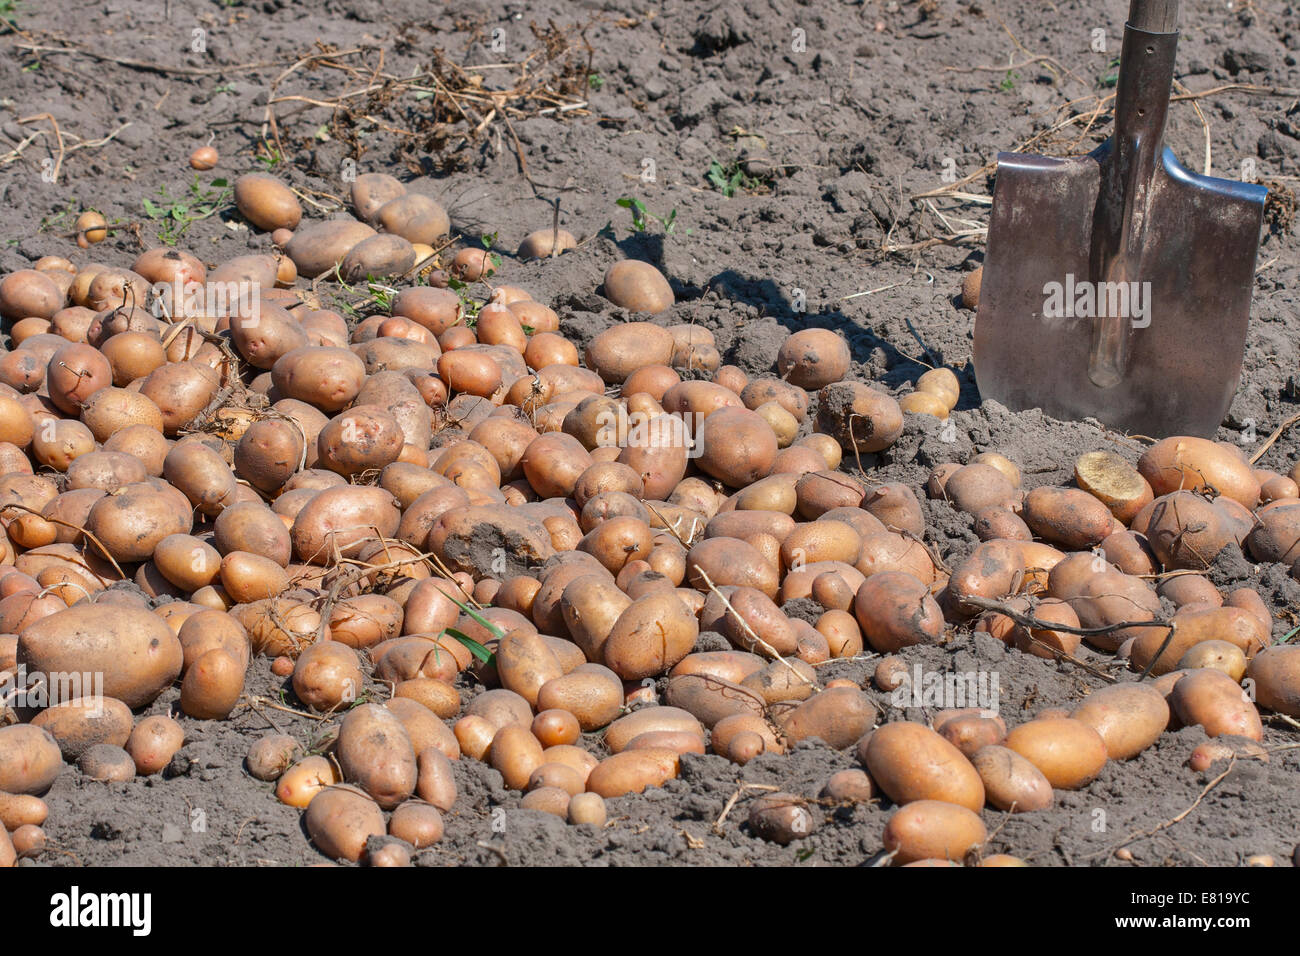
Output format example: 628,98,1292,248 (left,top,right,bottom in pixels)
1249,410,1300,465
16,113,64,182
712,782,779,833
692,567,813,687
